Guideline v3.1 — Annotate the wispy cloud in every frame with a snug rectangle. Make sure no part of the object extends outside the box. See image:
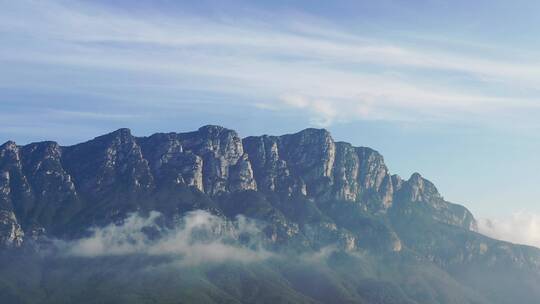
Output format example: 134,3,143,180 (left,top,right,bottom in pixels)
2,0,540,127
